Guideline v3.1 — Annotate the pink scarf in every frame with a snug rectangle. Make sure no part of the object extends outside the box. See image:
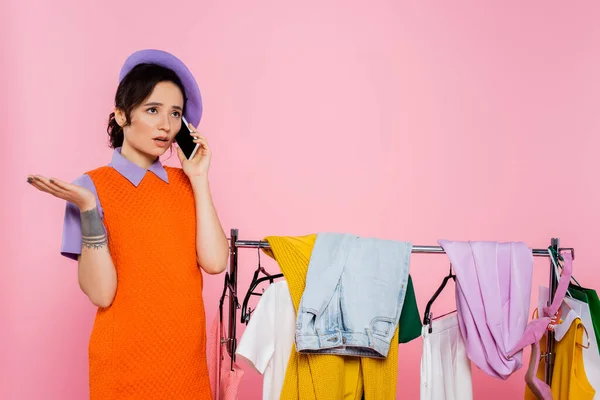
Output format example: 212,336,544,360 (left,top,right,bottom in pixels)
207,313,244,400
508,252,573,399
